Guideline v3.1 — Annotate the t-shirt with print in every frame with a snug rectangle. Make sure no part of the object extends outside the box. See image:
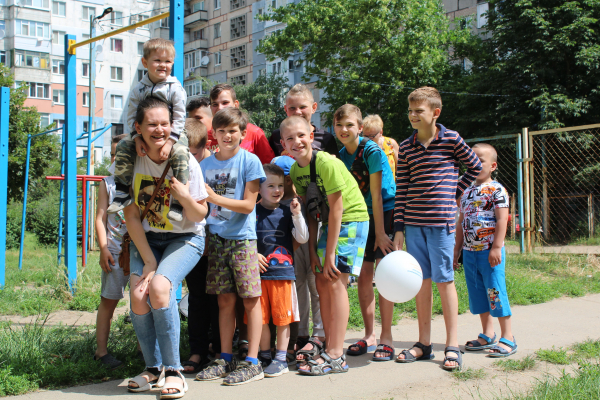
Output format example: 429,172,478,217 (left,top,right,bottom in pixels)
460,181,509,251
256,203,296,281
200,149,266,240
104,175,127,253
132,154,208,235
290,151,369,224
206,123,275,165
339,139,396,214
